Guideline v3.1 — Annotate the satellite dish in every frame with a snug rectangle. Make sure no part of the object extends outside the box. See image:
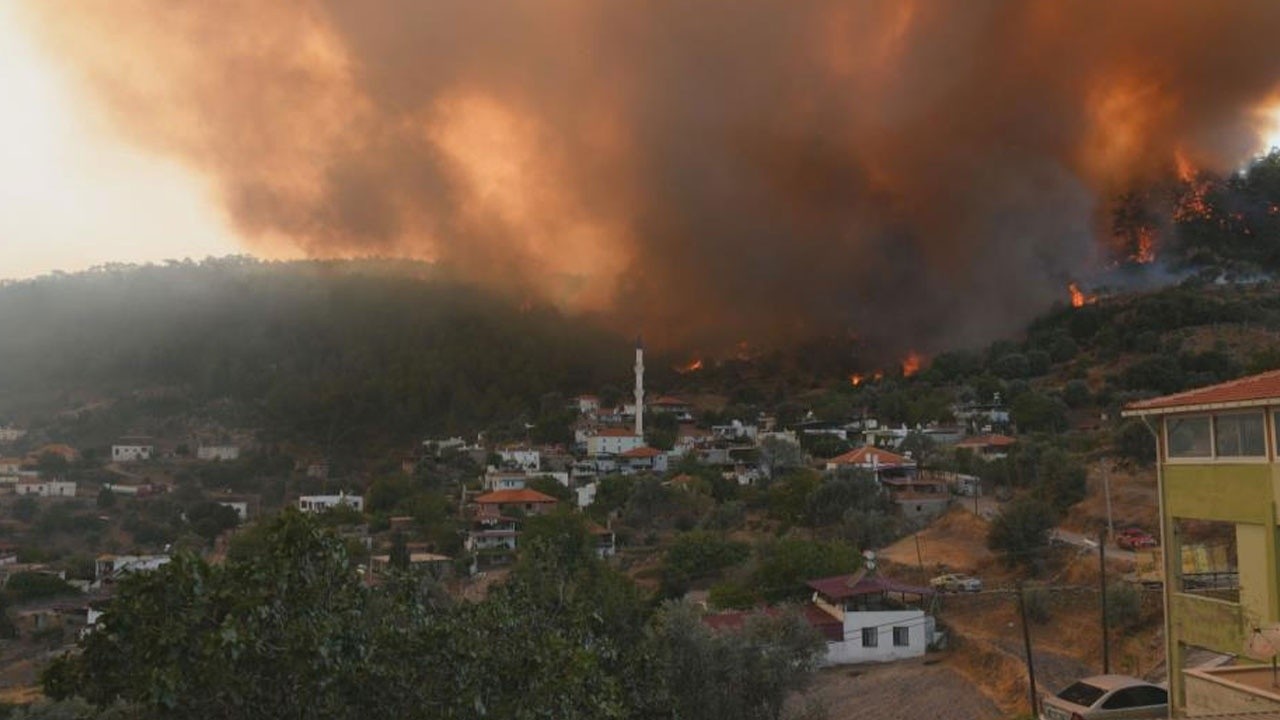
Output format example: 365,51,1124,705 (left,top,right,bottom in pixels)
862,550,878,571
